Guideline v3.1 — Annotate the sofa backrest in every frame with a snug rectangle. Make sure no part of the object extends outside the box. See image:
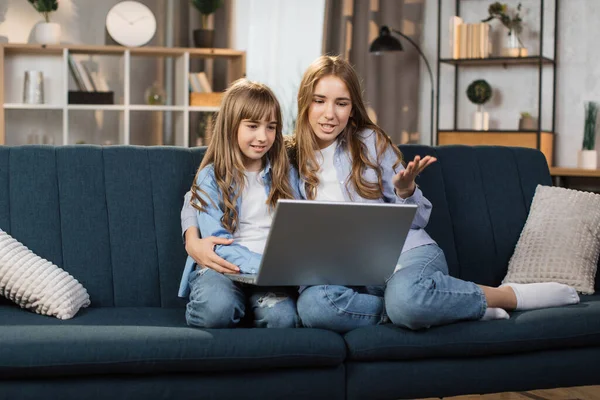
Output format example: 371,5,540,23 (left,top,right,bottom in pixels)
2,145,592,308
0,145,205,308
400,145,553,287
